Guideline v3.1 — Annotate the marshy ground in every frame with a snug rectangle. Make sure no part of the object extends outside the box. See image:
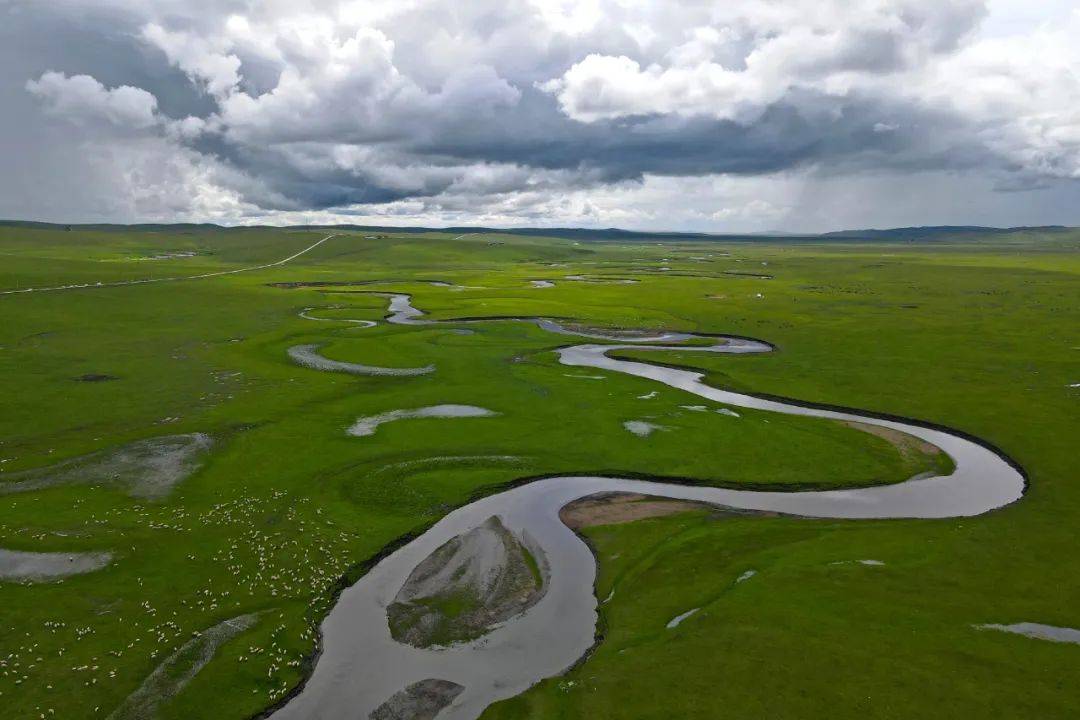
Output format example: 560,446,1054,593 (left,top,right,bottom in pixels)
0,224,1077,719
